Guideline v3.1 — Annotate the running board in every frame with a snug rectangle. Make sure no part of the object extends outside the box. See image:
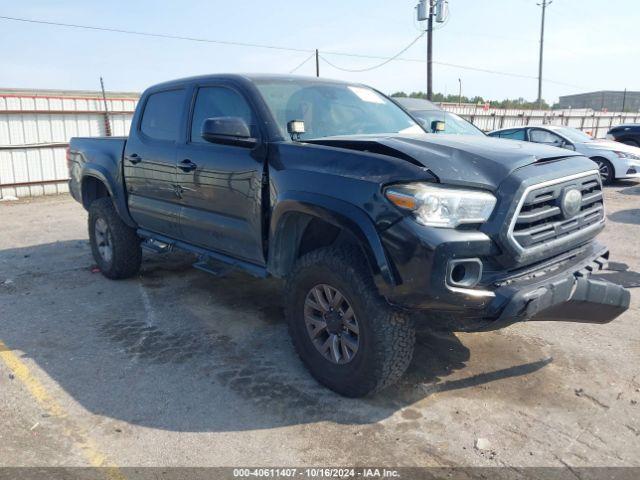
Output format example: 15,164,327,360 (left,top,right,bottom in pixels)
193,257,232,277
141,238,173,254
136,229,268,278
